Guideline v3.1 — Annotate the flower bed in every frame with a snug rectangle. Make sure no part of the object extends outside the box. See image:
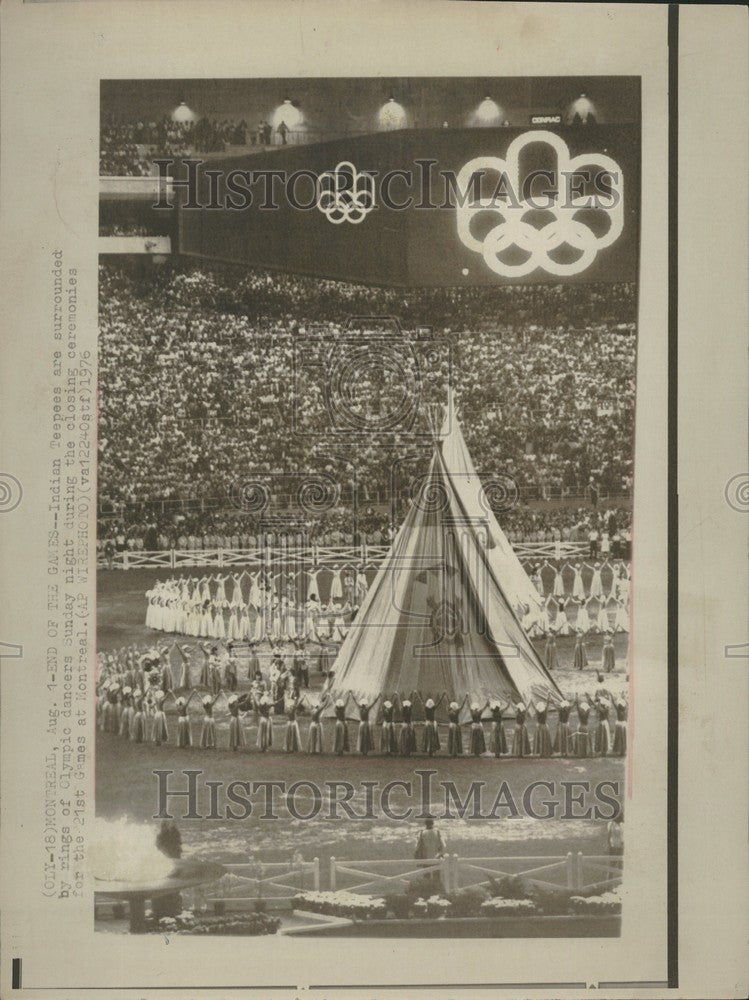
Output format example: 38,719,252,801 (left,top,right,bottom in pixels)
569,887,621,915
293,890,386,920
143,908,280,935
411,895,452,918
480,897,537,916
293,881,622,924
